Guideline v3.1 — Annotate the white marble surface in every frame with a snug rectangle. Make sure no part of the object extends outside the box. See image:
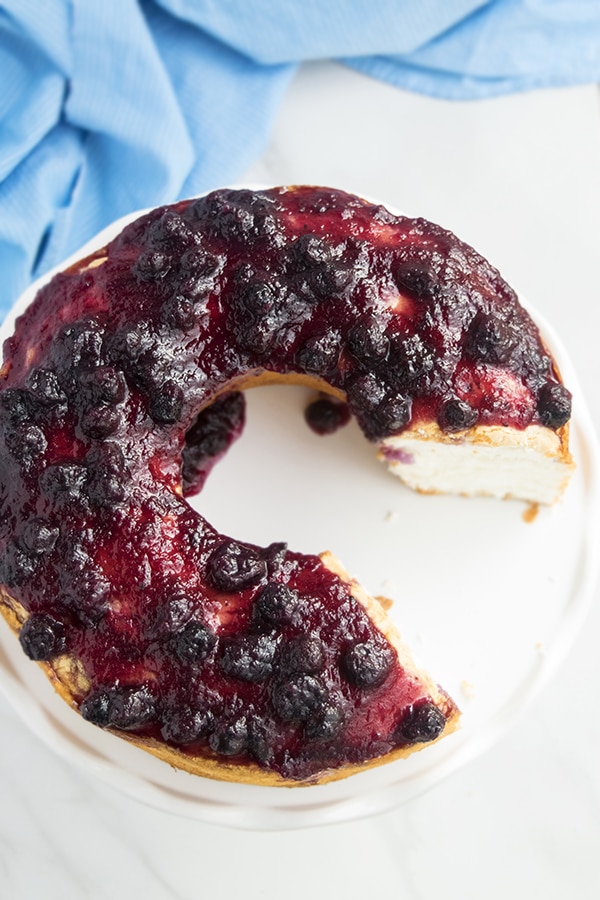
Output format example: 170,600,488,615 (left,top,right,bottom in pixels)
1,61,600,898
